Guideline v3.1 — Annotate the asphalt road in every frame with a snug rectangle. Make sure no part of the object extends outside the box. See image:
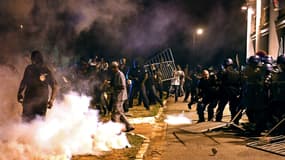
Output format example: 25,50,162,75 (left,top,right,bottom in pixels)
156,97,285,160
